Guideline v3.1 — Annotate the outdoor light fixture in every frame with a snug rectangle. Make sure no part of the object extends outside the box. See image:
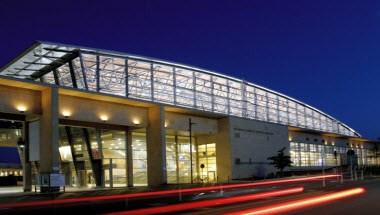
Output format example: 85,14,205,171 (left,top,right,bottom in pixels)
132,119,140,125
100,115,109,122
16,105,27,113
62,110,72,118
164,120,169,128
